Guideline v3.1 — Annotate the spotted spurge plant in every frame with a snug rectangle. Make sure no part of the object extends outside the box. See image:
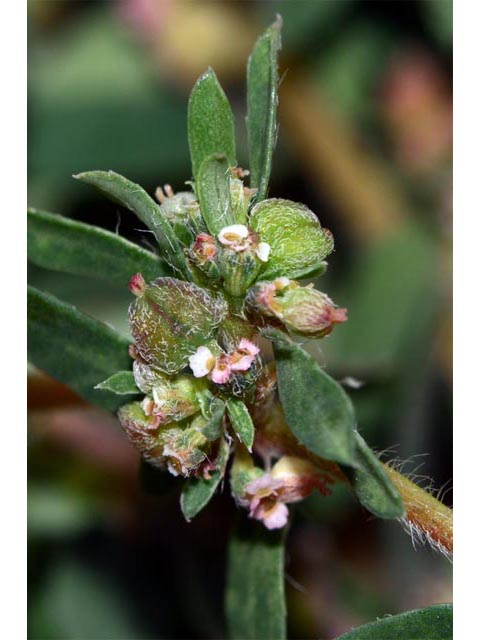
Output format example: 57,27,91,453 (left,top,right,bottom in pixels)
28,17,452,640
